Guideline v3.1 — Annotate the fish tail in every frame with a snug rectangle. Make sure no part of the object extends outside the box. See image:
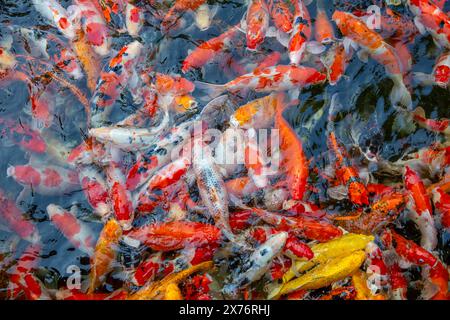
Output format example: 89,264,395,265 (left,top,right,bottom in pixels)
390,75,412,110
194,81,226,101
412,72,434,86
